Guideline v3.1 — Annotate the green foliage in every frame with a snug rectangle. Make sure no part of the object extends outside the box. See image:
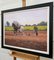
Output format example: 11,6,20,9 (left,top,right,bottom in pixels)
5,26,14,31
5,26,47,31
24,26,47,31
37,26,47,31
24,26,34,30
